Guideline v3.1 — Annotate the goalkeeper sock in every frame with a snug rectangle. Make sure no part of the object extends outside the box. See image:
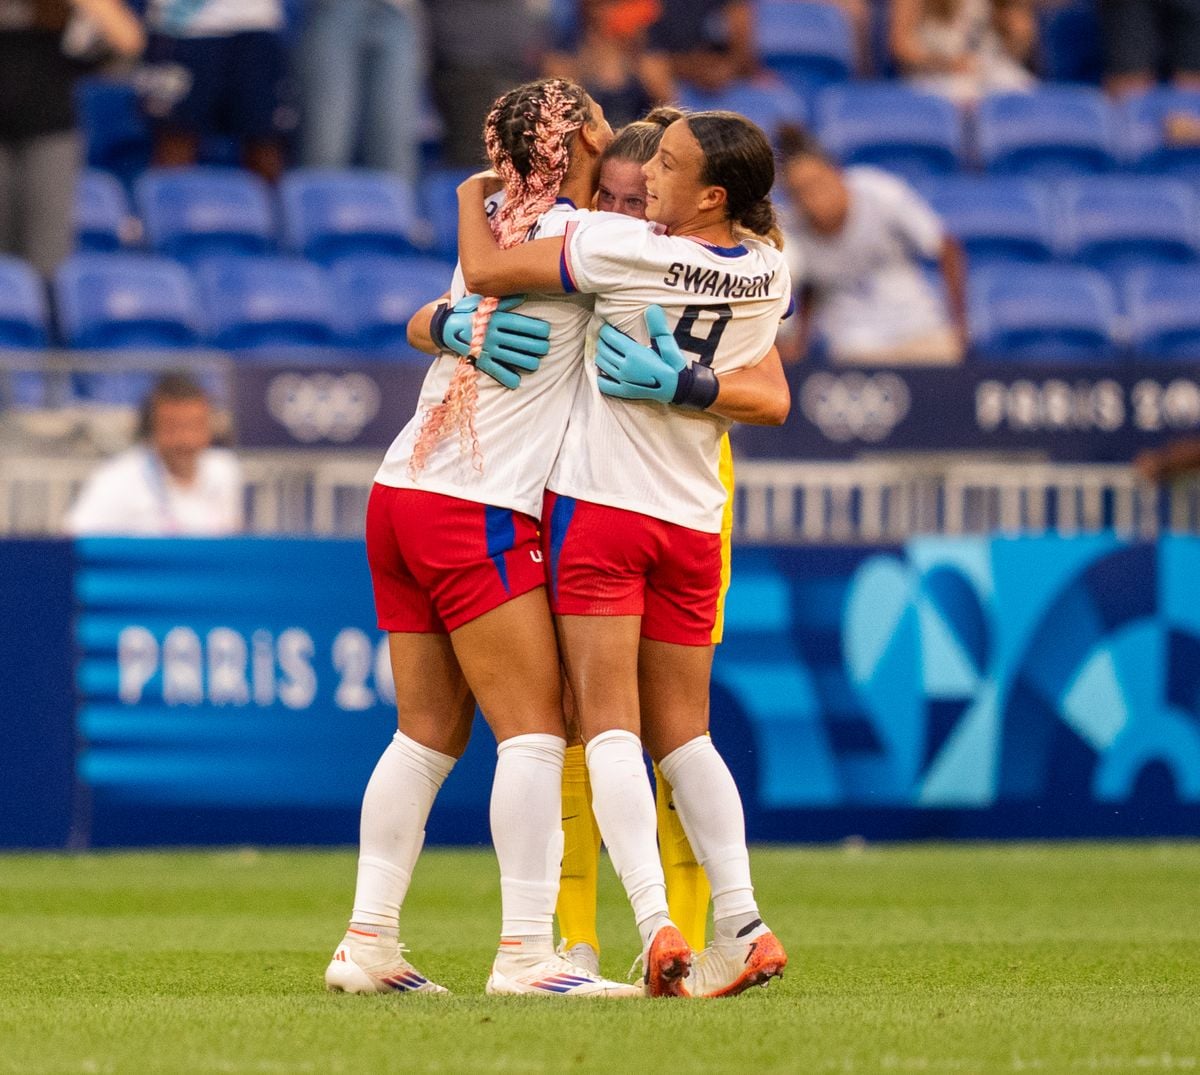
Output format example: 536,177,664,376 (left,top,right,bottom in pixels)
655,763,710,951
556,744,602,953
350,731,456,930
